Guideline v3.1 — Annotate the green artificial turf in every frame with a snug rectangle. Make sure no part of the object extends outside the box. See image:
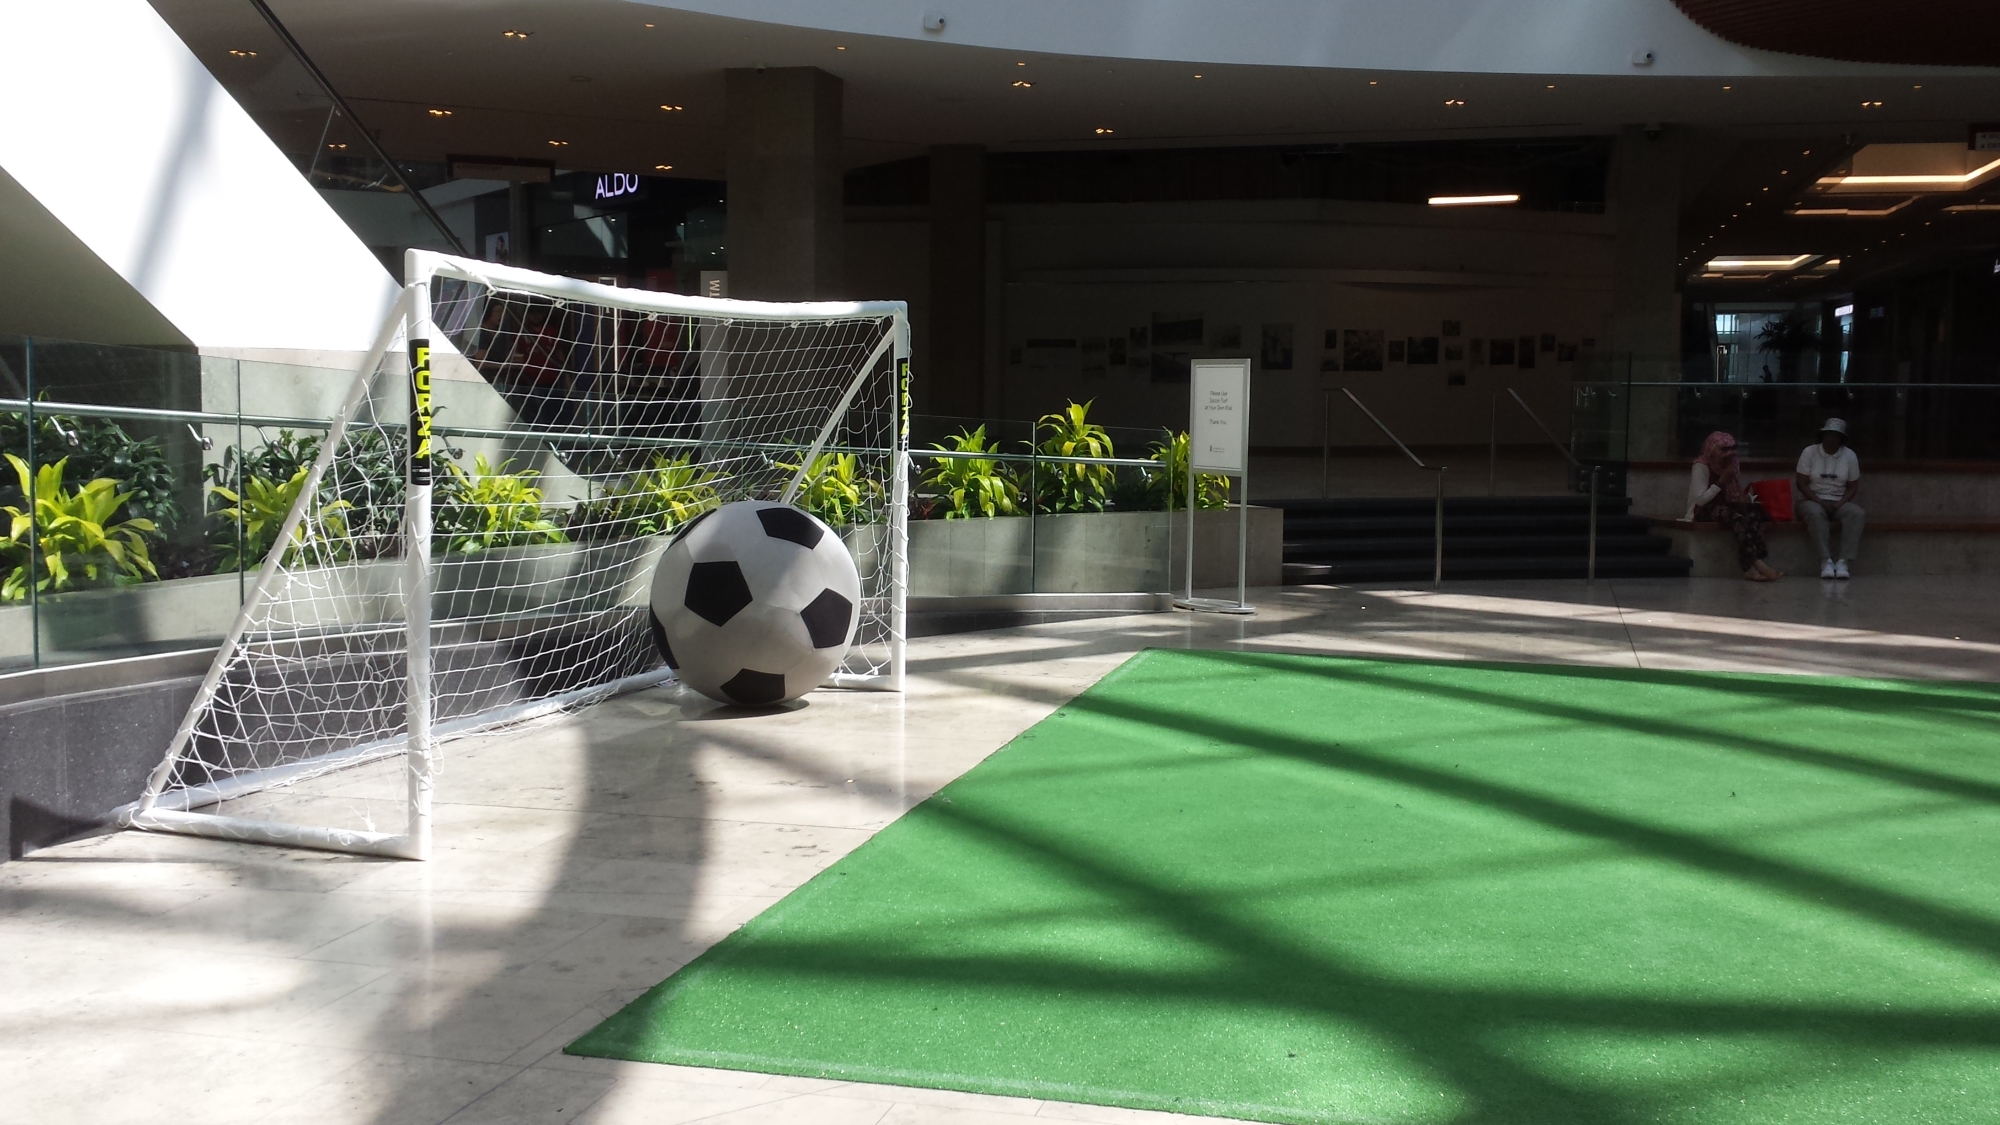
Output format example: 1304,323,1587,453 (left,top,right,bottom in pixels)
569,650,2000,1124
